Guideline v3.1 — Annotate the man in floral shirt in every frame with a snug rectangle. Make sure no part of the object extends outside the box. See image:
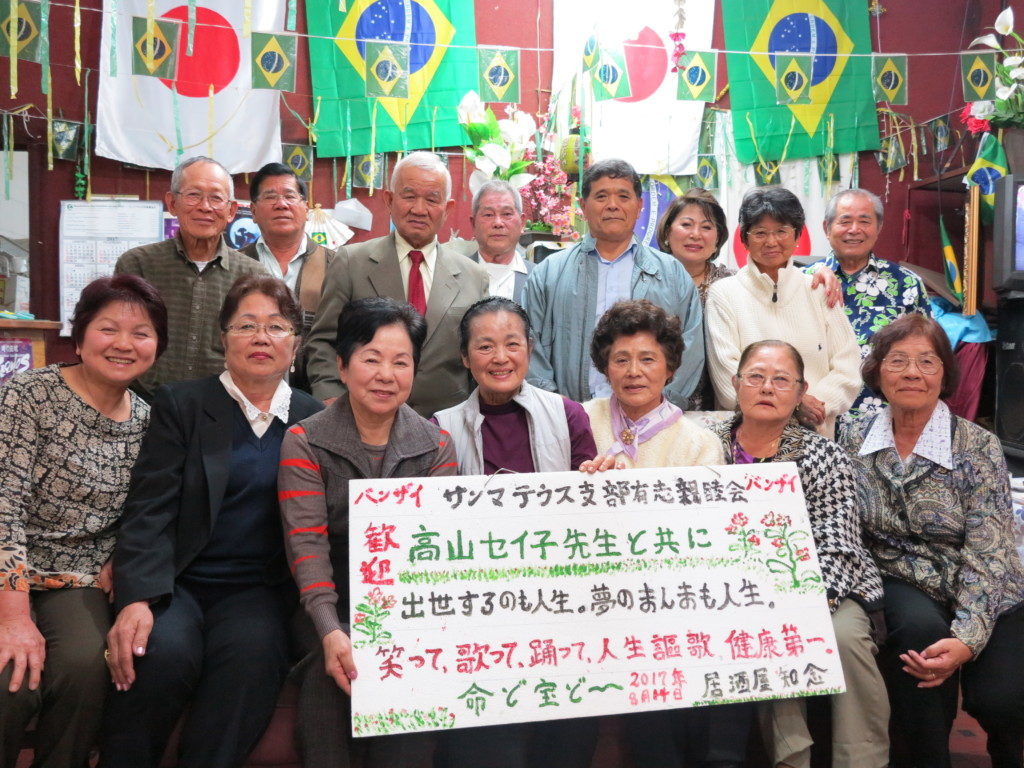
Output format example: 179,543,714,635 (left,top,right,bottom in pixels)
809,188,930,425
